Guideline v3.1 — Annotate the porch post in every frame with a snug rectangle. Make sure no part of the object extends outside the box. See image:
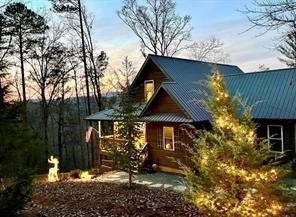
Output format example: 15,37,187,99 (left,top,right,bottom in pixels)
98,121,102,137
98,121,101,167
